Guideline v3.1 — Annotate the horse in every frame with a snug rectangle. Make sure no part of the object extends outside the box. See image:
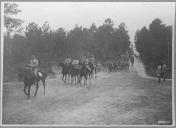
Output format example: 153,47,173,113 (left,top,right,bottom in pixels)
58,62,71,84
18,68,47,99
107,61,113,72
125,60,130,71
130,55,134,67
70,63,81,84
88,61,96,78
78,63,91,85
